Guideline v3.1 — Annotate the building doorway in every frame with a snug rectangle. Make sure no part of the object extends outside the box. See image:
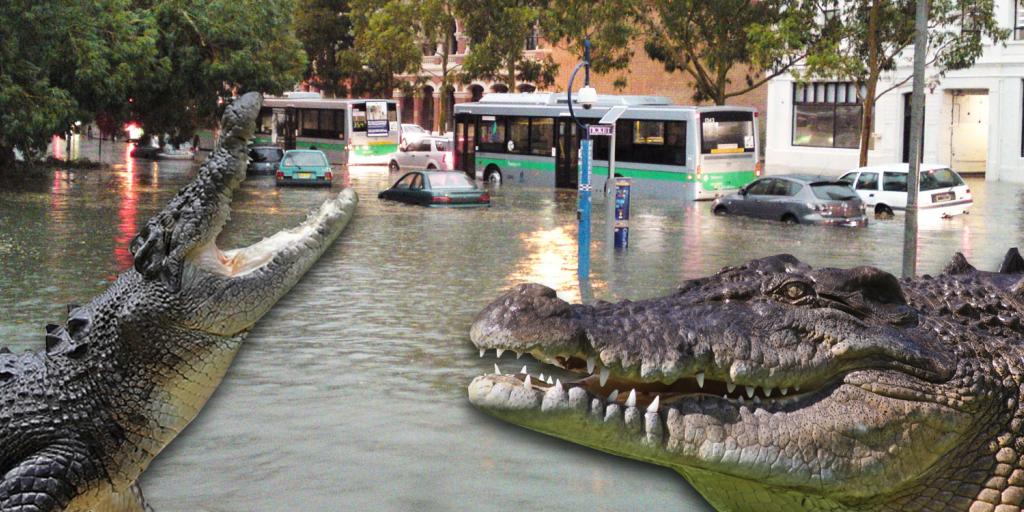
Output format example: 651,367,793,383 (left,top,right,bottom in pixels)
949,90,989,175
901,93,924,163
421,86,435,132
